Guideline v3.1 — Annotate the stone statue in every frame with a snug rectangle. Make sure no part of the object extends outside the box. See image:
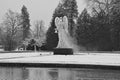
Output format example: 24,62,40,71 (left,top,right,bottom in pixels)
55,16,85,52
55,16,68,48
